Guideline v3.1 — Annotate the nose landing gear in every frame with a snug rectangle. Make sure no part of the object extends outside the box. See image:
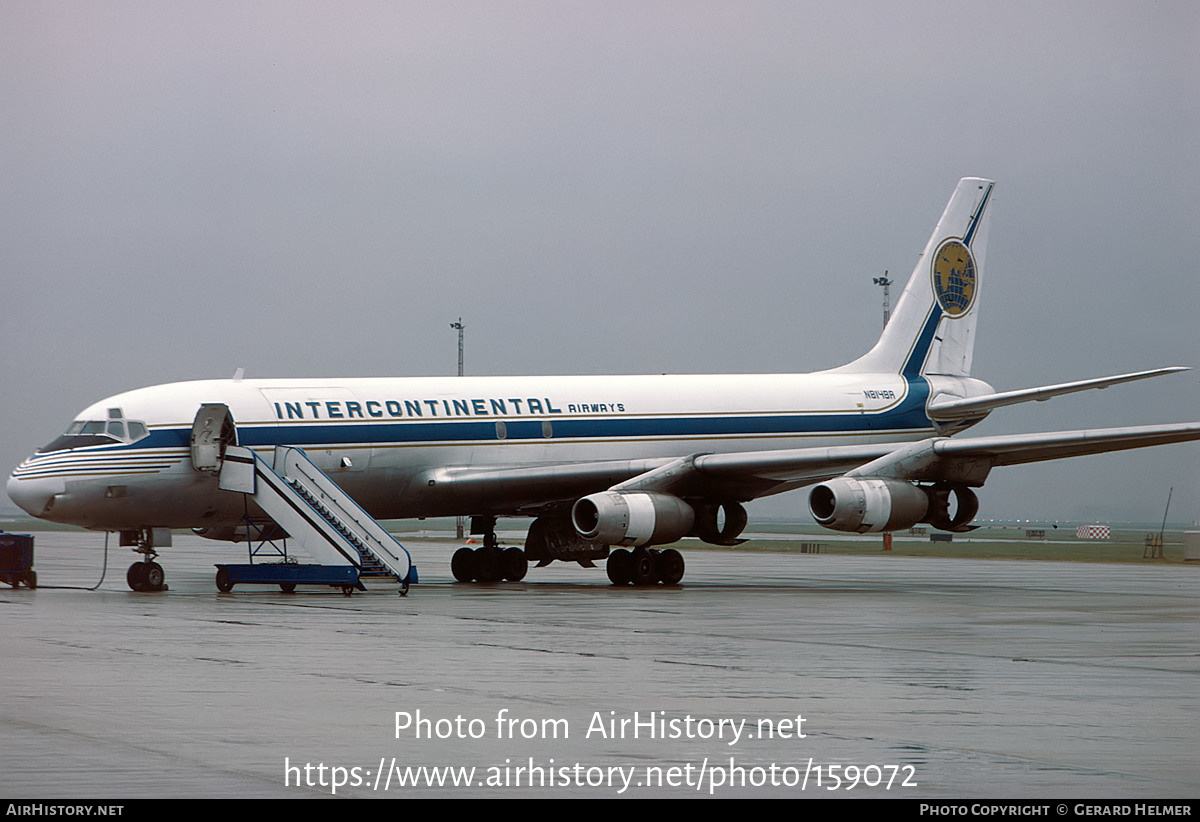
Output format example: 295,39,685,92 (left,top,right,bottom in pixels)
121,528,171,592
127,560,165,592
